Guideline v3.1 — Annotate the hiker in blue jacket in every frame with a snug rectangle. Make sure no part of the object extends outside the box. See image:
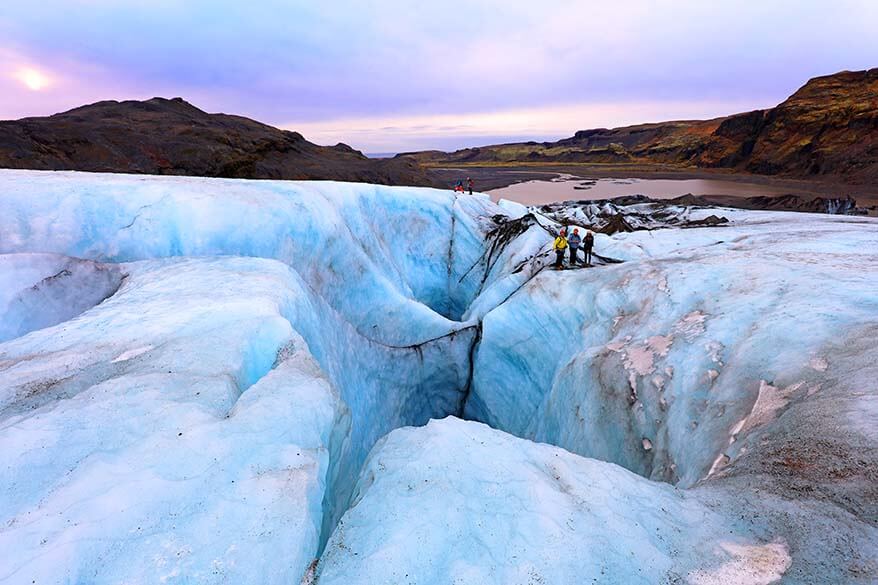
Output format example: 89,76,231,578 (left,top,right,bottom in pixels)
568,228,582,265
